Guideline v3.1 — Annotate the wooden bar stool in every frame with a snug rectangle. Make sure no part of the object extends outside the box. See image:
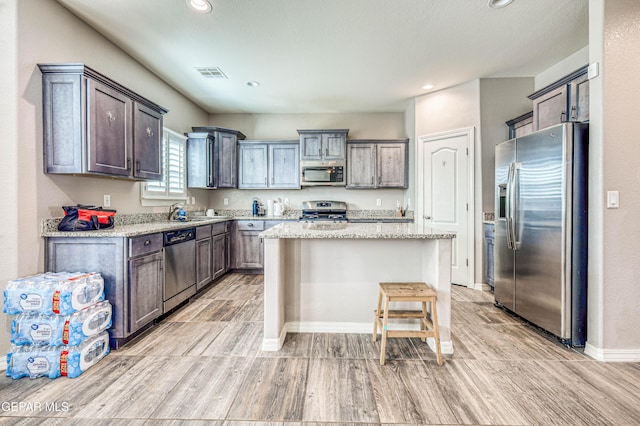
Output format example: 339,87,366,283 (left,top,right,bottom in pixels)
373,282,443,366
